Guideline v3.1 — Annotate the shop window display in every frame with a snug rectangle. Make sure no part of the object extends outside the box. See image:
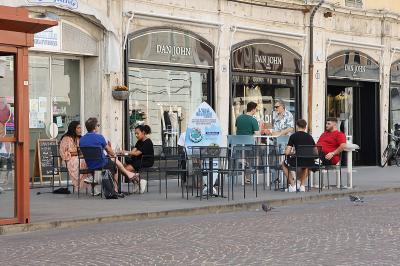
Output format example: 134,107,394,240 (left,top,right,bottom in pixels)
231,75,296,134
128,67,208,147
